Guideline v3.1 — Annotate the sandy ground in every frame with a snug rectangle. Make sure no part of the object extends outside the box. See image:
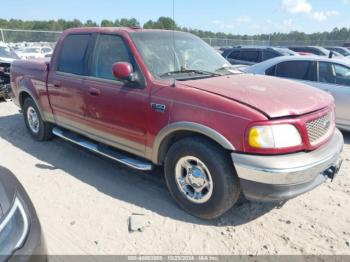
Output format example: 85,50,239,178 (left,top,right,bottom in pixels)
0,100,349,256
